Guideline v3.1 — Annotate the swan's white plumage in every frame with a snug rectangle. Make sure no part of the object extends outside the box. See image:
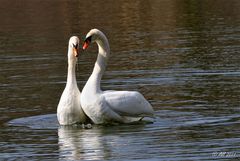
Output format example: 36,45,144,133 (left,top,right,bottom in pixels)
57,36,87,125
81,29,154,124
103,91,154,117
